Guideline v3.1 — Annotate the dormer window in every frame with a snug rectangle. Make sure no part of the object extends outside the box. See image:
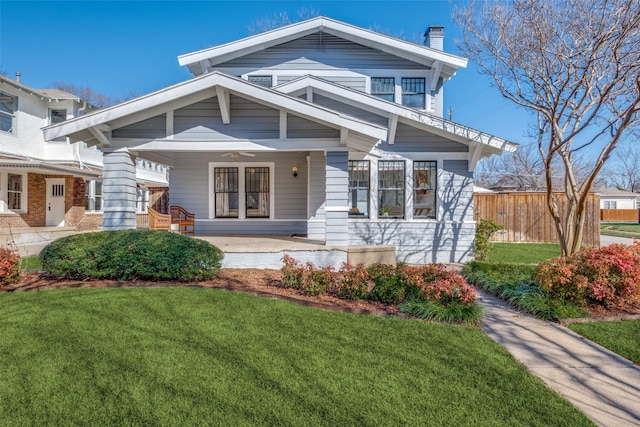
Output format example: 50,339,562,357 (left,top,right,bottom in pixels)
0,91,17,134
401,78,425,109
248,75,273,88
371,77,395,102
